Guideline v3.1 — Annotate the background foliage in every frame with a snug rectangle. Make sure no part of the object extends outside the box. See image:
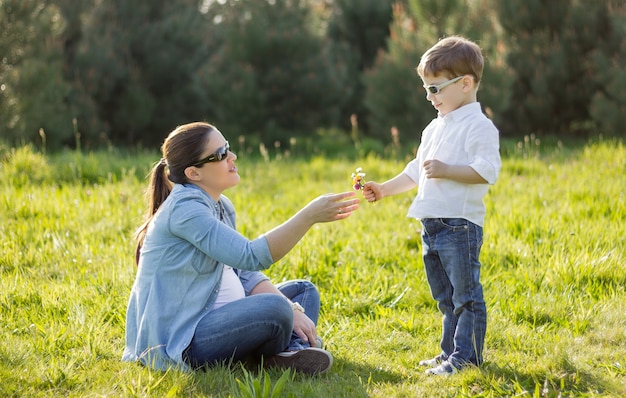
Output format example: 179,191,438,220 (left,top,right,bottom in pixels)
1,0,625,151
